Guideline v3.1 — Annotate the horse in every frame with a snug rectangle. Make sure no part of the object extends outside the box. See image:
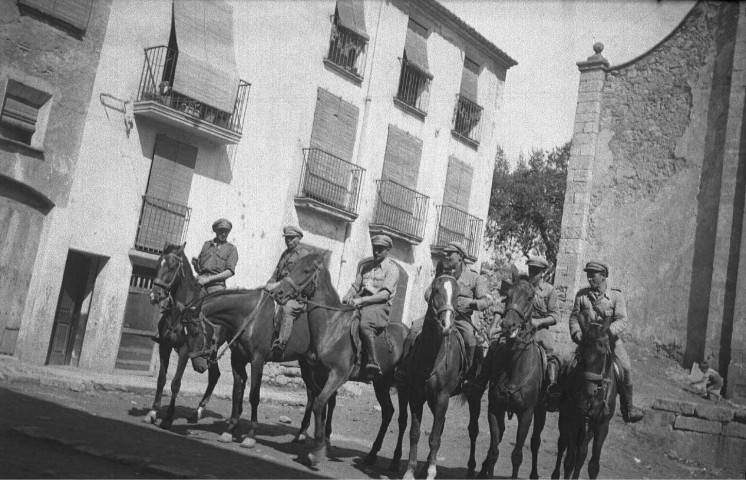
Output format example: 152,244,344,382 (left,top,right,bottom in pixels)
145,243,229,429
479,276,546,479
402,273,483,480
181,286,334,448
551,313,616,480
270,253,410,470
